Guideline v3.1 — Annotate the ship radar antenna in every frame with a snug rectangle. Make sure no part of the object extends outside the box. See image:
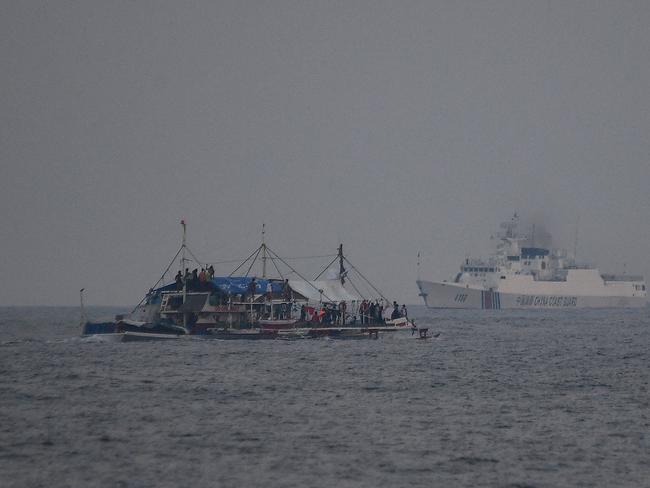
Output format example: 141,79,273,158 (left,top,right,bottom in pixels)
573,216,580,261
